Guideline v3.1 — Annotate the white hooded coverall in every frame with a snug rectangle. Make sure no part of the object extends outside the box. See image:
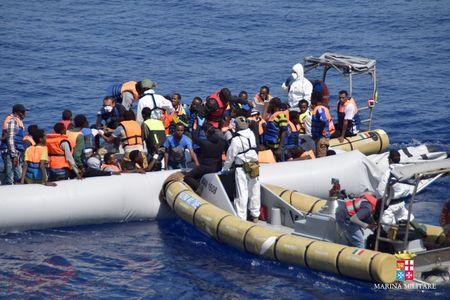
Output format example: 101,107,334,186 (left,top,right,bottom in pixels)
222,128,260,220
282,63,313,108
